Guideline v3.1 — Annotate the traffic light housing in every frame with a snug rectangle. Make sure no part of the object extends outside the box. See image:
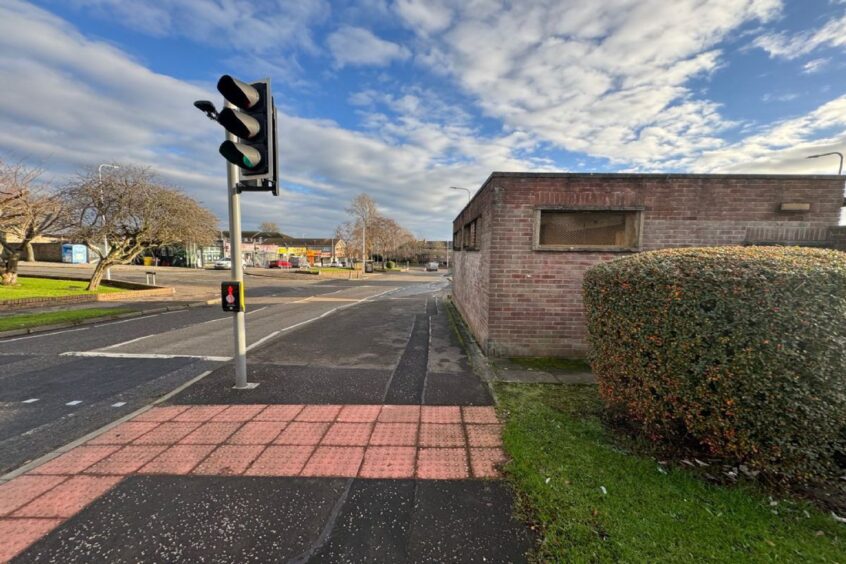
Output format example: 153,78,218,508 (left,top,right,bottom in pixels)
221,281,245,312
217,75,278,195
